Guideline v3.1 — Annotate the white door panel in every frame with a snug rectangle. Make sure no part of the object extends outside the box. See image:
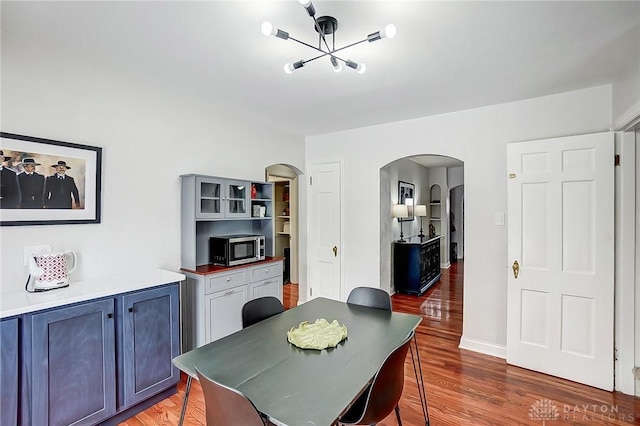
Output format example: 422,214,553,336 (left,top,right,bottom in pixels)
308,162,341,300
507,132,614,391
